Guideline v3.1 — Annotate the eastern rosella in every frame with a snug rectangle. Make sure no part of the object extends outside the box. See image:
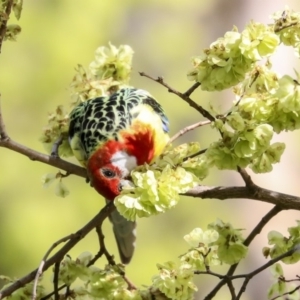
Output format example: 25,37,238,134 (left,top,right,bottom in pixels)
68,88,169,264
